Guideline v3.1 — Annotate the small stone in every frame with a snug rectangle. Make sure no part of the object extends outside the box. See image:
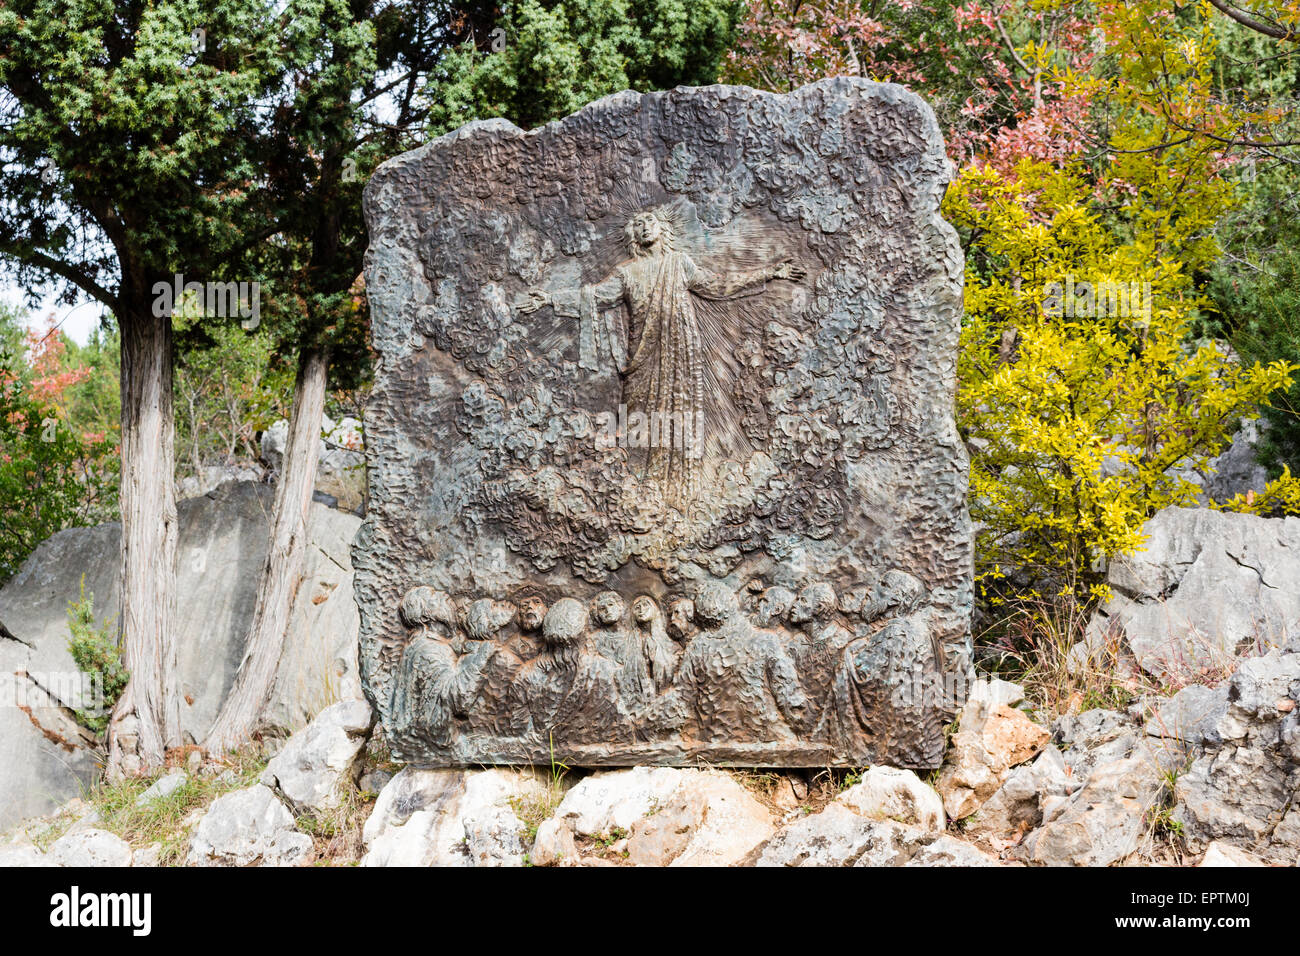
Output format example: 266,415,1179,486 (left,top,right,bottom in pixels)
48,828,133,868
135,770,188,807
1200,841,1267,867
530,818,577,867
